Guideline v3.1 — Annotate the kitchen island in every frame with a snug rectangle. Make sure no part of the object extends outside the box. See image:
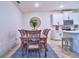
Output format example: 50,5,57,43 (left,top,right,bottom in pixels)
63,30,79,53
